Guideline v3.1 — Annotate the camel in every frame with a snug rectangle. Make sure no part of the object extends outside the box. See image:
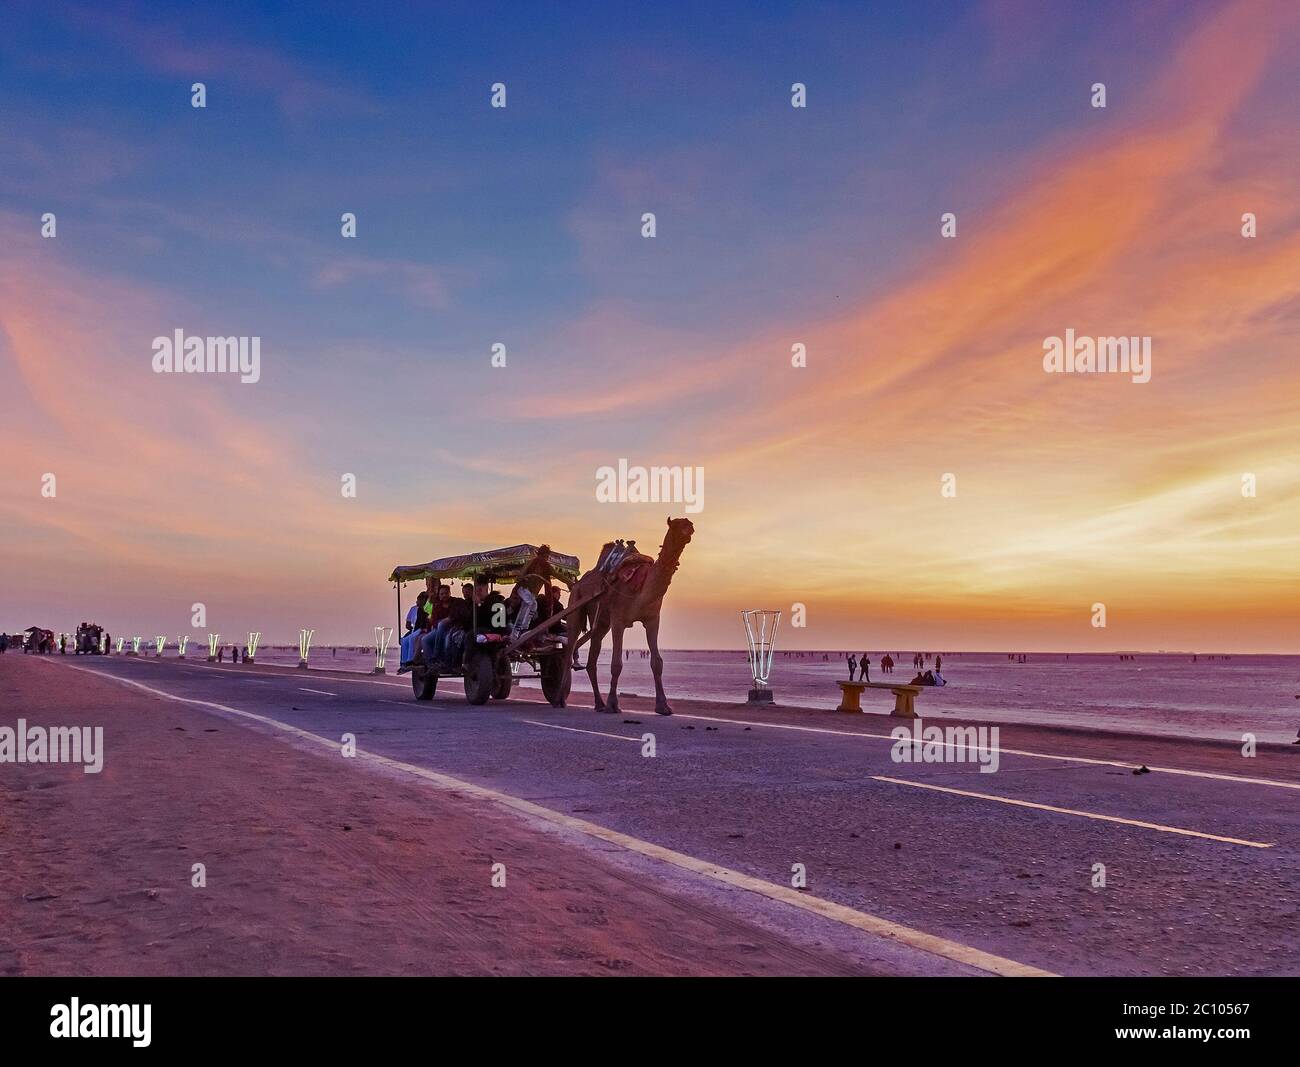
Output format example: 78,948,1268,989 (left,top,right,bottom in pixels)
568,517,695,716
